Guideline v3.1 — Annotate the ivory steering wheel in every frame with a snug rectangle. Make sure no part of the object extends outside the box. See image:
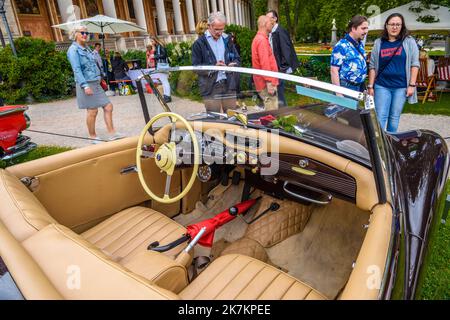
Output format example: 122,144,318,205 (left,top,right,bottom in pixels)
136,112,200,204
